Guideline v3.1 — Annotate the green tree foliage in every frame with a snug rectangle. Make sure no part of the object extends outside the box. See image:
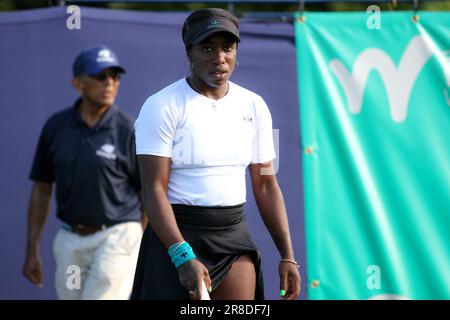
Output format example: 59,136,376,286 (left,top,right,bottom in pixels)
1,0,449,12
